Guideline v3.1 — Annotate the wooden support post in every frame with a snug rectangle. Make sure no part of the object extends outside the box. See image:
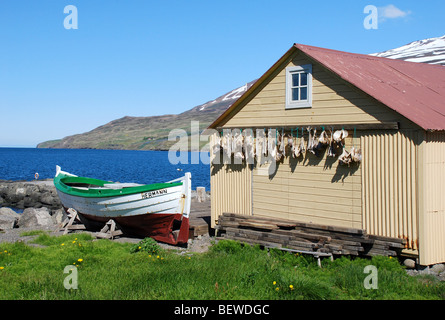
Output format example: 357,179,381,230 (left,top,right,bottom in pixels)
60,208,86,235
95,219,123,240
